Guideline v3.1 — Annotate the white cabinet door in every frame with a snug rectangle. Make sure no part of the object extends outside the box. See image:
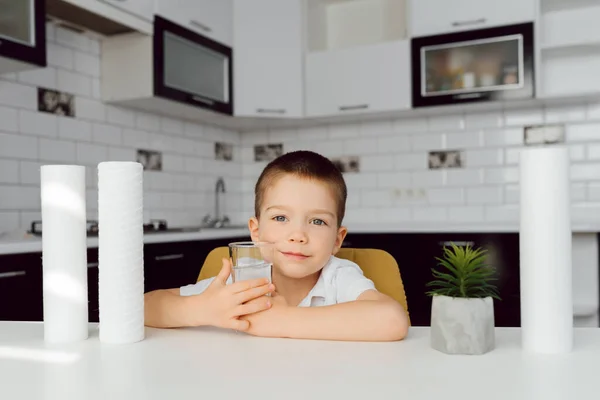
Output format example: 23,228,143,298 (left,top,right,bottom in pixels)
409,0,536,37
233,0,303,118
306,40,410,117
155,0,232,46
98,0,154,21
